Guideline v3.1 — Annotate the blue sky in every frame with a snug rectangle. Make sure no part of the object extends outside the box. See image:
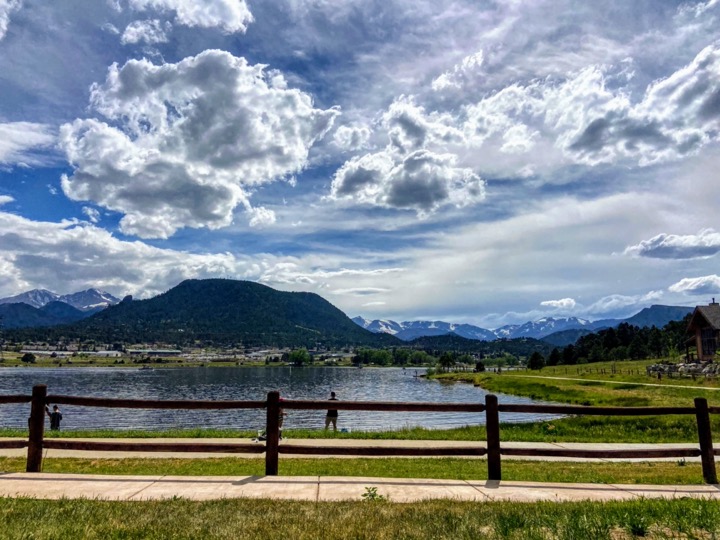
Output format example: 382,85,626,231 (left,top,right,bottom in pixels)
1,0,720,328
